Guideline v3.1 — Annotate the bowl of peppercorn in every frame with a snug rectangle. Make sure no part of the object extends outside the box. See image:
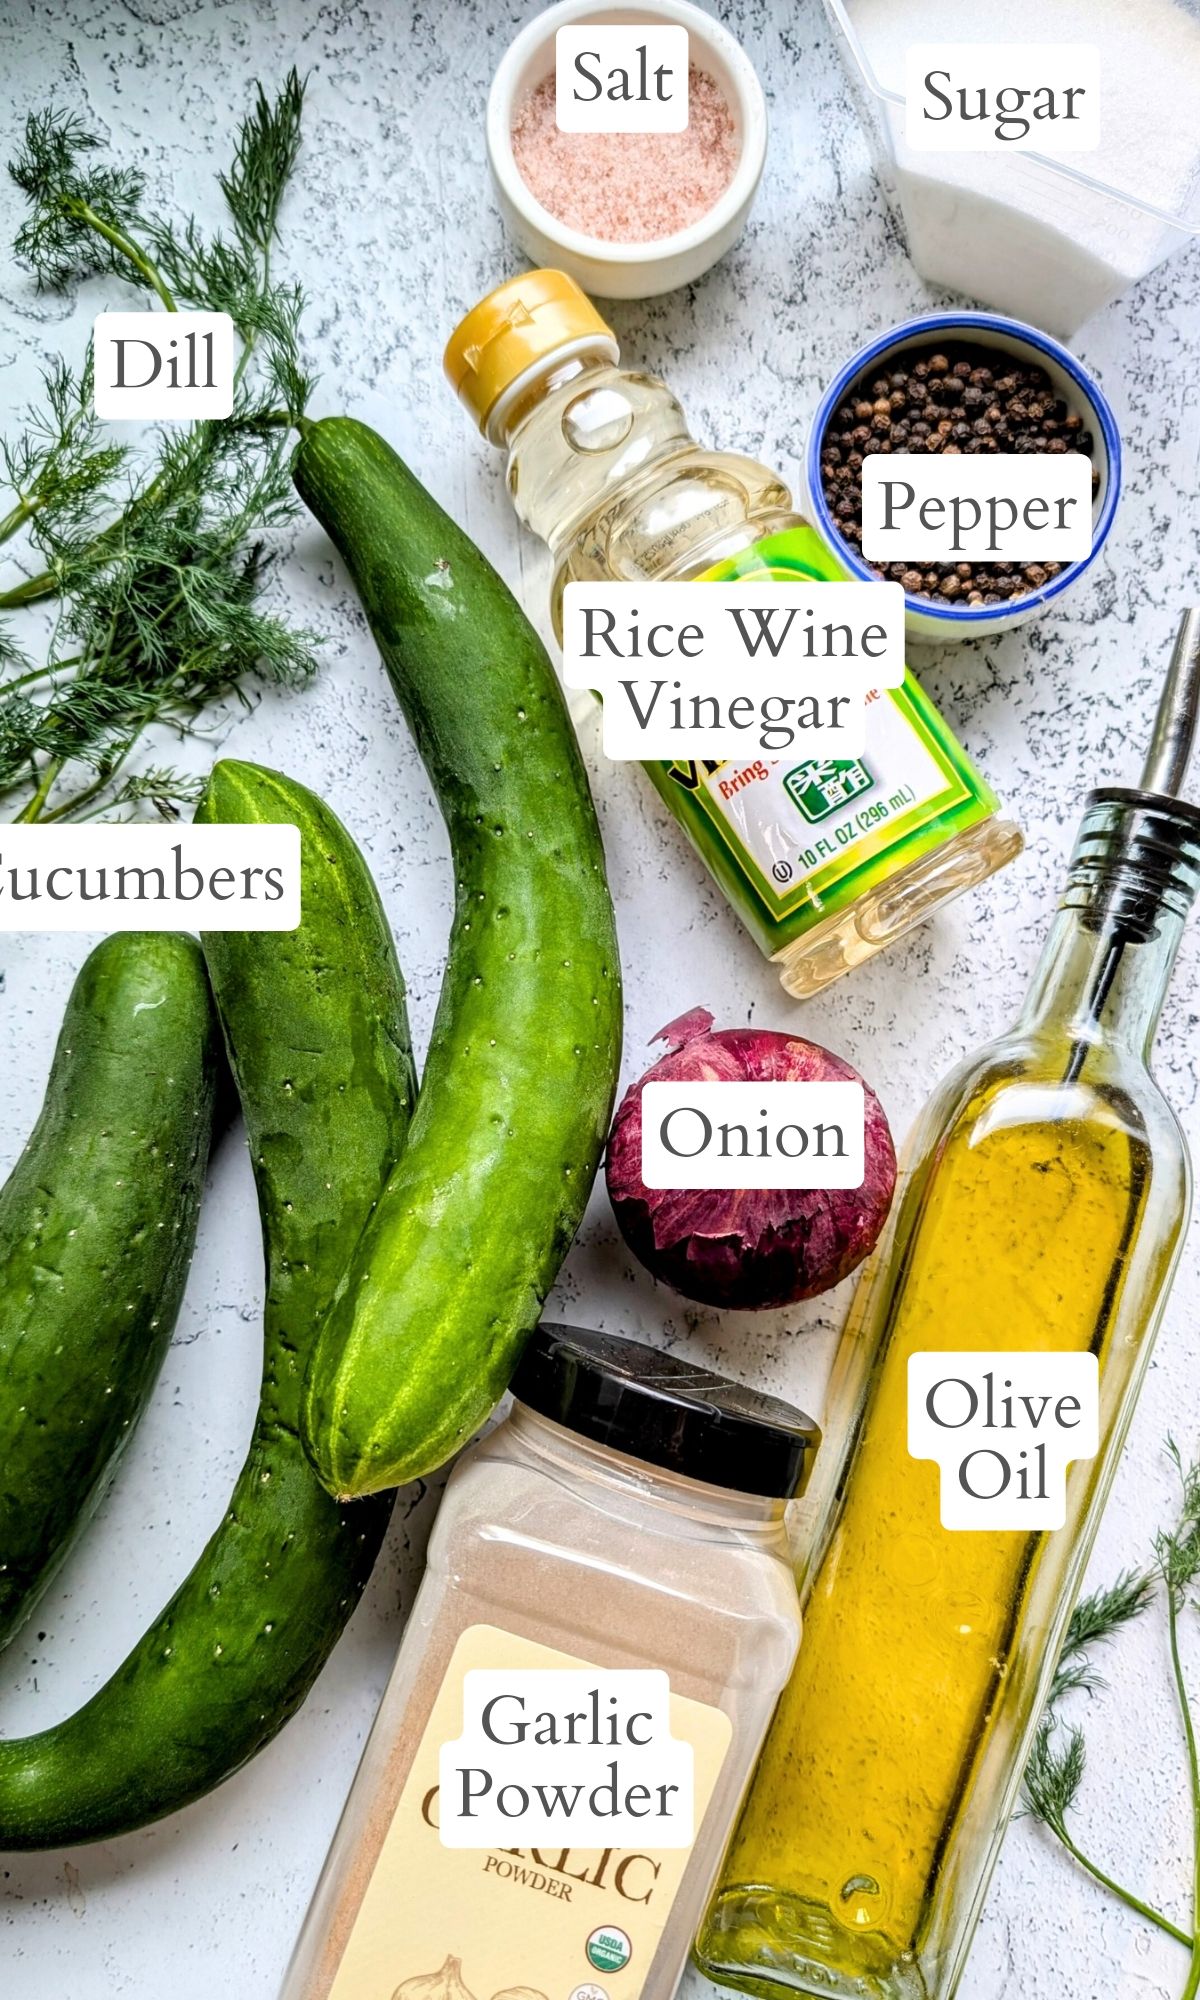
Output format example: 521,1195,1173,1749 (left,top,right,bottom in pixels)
807,310,1121,642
